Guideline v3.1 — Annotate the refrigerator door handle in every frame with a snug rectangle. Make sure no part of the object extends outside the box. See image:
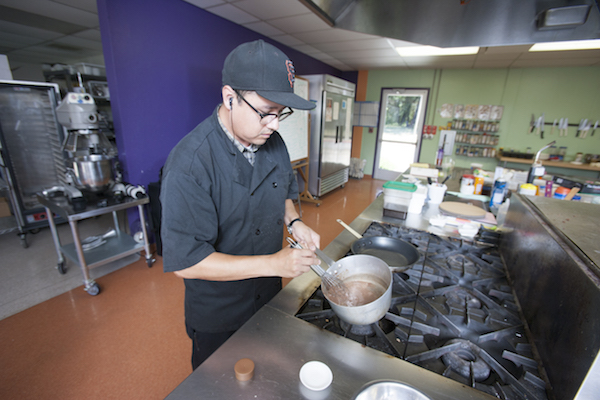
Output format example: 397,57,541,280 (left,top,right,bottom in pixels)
335,126,339,143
